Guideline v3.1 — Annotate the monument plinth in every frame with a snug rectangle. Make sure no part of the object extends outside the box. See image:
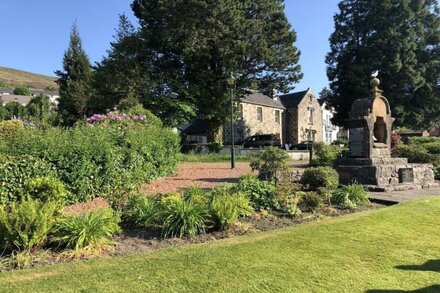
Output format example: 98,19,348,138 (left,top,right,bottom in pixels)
335,77,438,191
